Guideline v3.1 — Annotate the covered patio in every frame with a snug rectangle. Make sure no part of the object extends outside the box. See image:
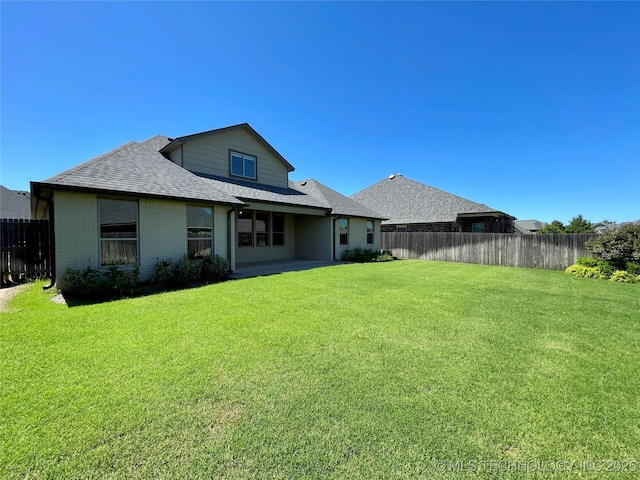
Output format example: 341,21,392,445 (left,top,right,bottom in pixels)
229,259,344,280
